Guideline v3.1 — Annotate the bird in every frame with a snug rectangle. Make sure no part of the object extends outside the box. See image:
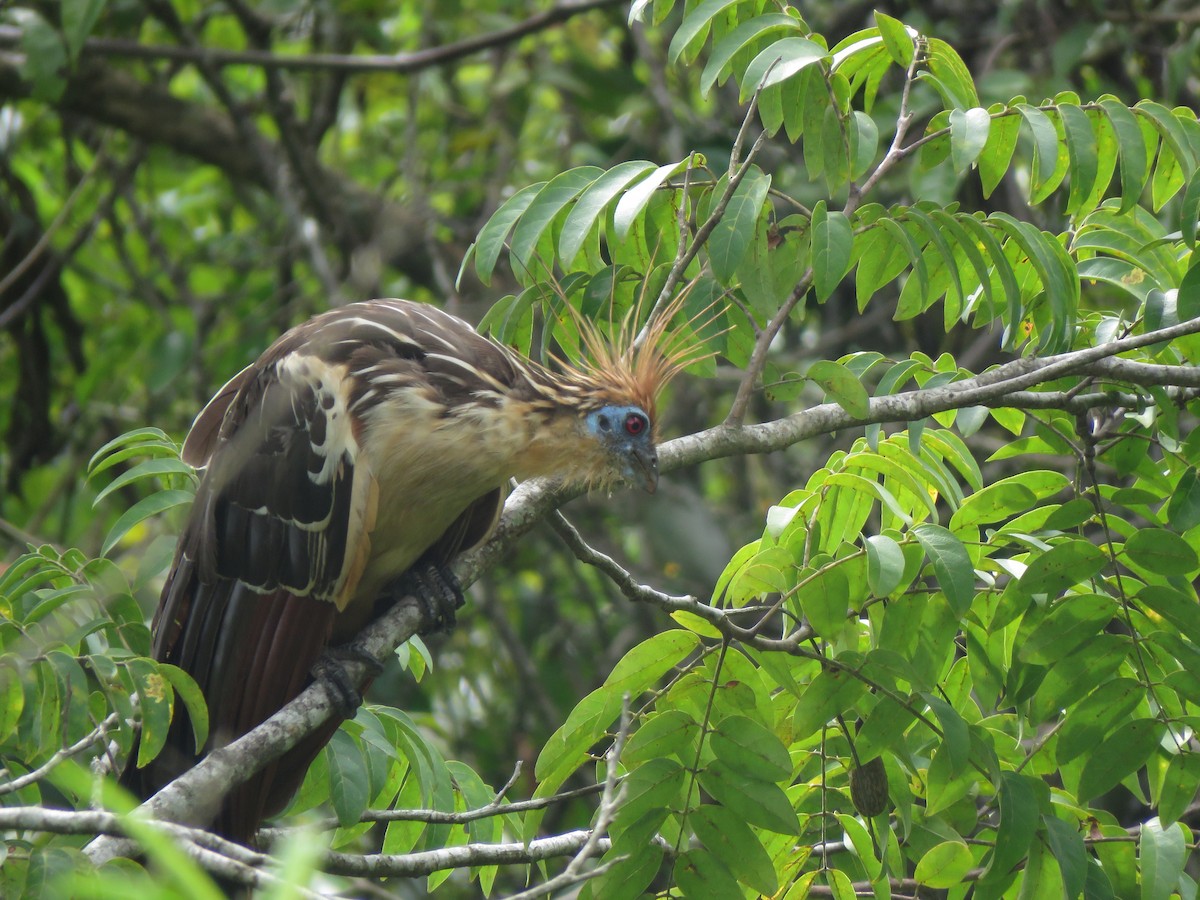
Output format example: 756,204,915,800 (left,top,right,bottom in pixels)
120,297,695,845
